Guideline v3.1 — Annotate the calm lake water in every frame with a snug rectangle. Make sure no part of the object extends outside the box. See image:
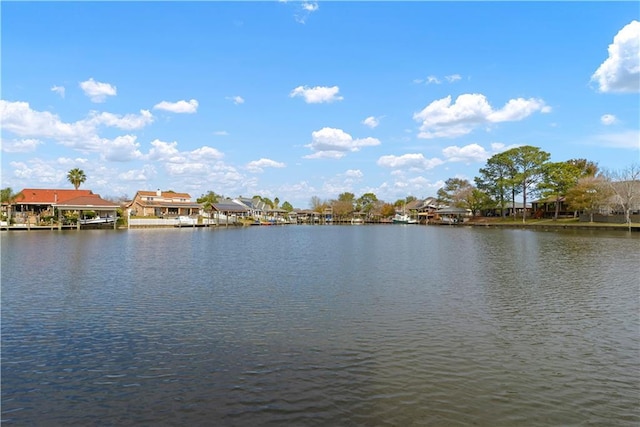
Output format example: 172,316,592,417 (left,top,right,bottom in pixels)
2,225,639,426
